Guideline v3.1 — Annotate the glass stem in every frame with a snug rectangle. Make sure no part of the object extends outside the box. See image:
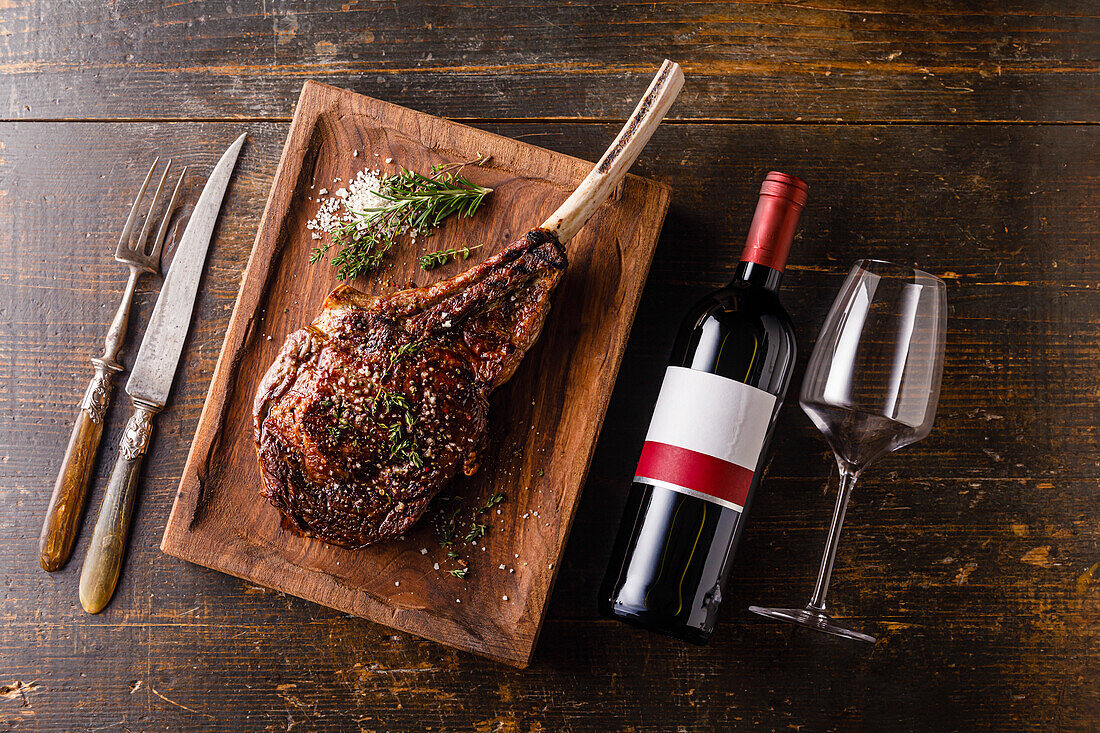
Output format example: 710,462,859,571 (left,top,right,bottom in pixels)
807,460,859,612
